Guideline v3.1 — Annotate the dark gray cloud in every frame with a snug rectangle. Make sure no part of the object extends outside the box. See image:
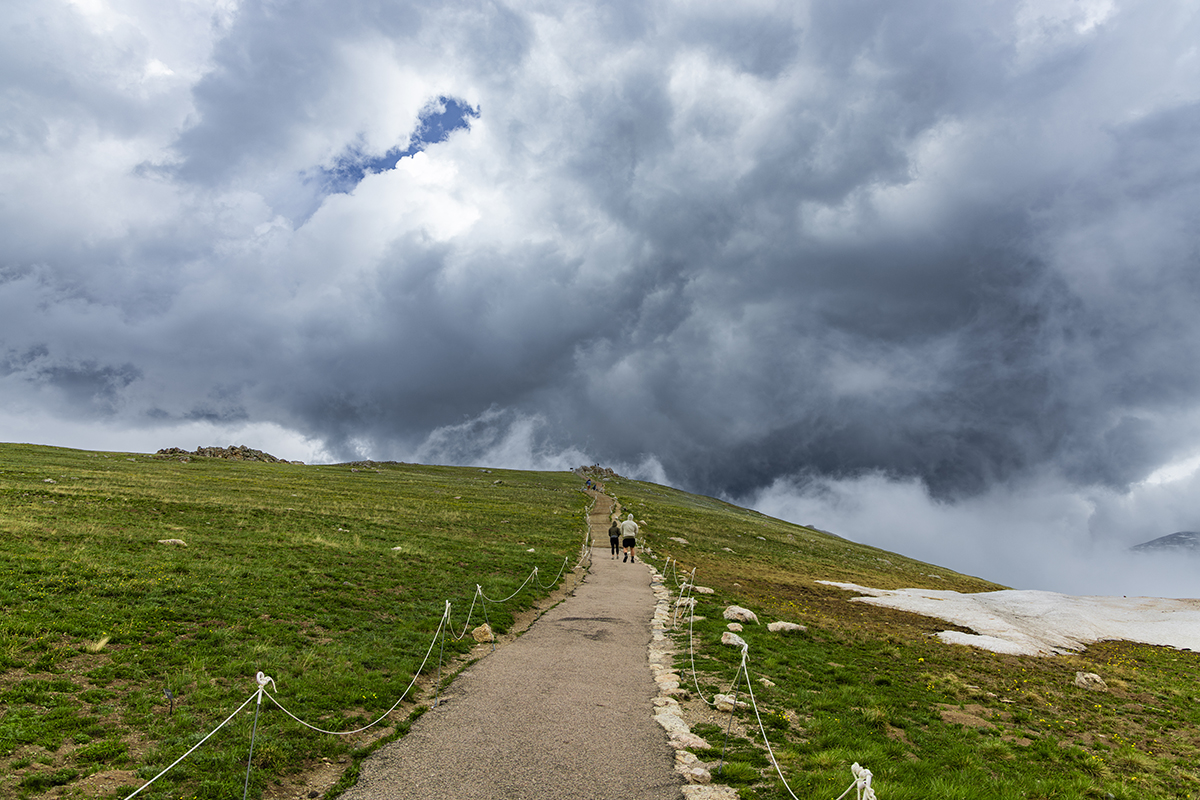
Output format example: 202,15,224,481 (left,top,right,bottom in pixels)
4,0,1200,593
